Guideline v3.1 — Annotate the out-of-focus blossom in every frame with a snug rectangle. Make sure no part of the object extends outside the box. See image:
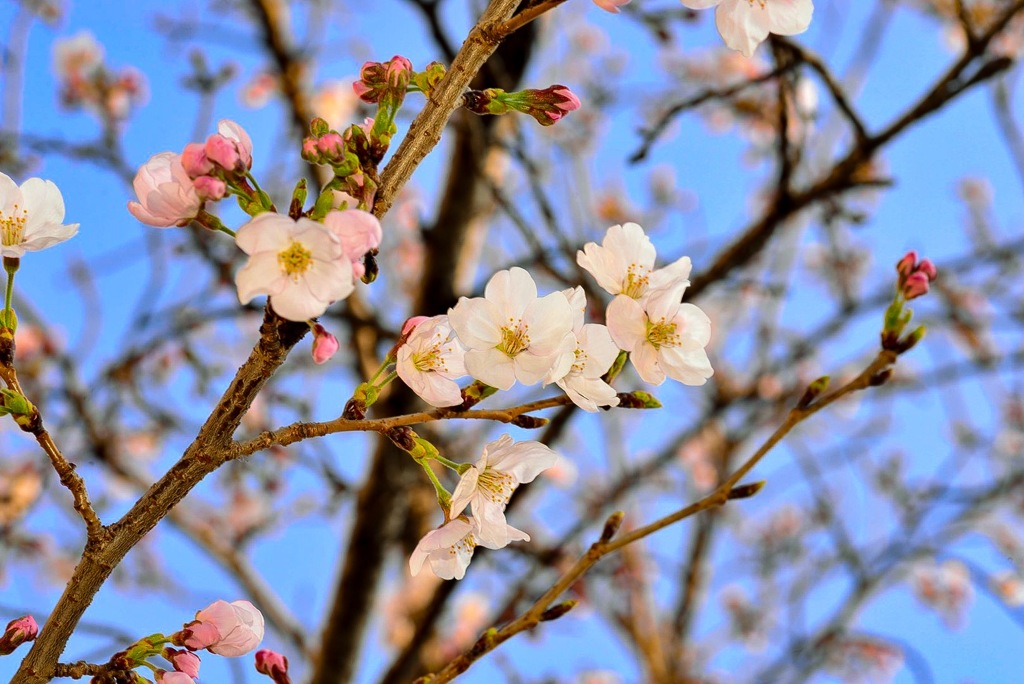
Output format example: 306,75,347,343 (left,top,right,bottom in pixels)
0,464,43,525
824,636,904,683
593,0,631,12
321,209,382,280
311,79,359,129
234,213,354,321
0,173,78,257
127,152,202,227
180,599,265,656
52,30,148,120
52,30,103,83
448,267,575,391
991,571,1024,607
911,559,974,628
680,0,814,58
396,315,467,407
450,435,557,548
0,615,38,655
